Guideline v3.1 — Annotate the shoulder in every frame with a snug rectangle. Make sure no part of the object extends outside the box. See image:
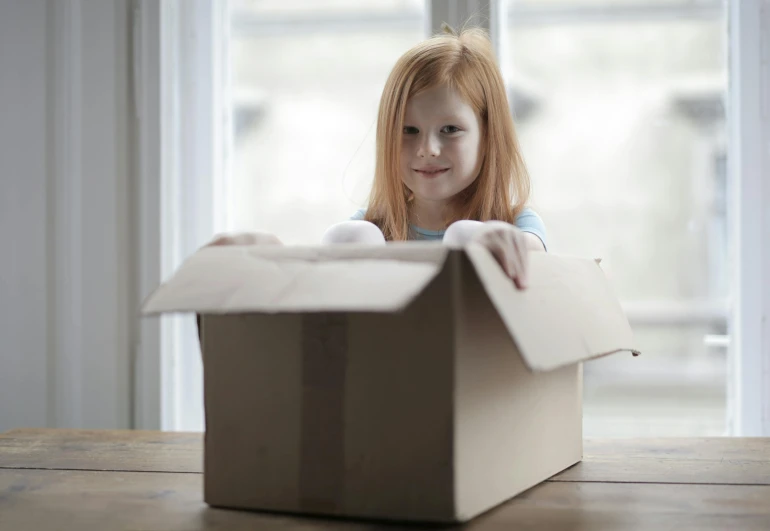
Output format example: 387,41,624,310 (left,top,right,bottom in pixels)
514,207,548,251
514,207,542,225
